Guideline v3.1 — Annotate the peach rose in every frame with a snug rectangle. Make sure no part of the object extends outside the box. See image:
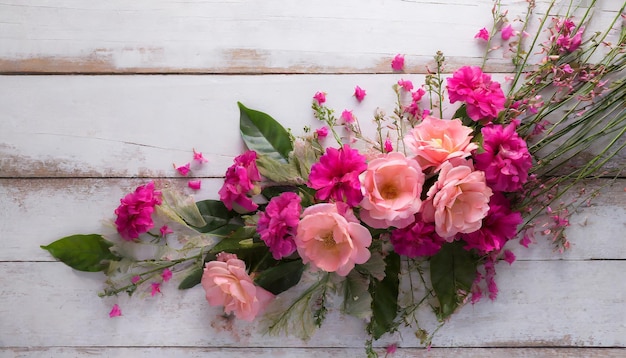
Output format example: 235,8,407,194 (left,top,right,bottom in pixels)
422,159,492,238
201,252,275,321
359,152,425,229
295,203,372,276
404,116,478,172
